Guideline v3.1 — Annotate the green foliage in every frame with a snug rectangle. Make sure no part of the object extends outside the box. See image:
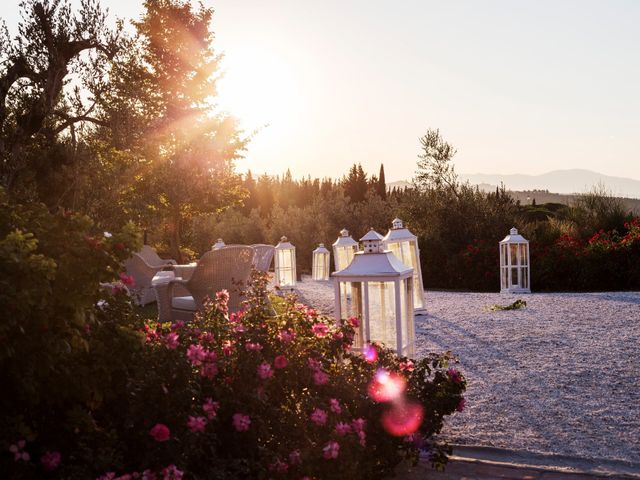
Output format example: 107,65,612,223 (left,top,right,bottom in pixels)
486,299,527,311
